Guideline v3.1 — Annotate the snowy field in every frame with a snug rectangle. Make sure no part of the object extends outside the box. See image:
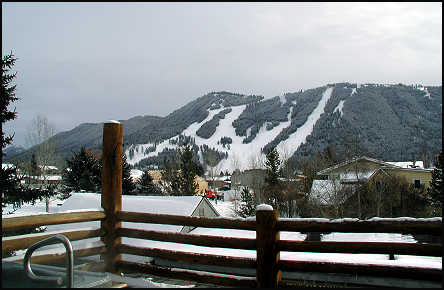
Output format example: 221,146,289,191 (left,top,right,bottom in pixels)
2,196,442,287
